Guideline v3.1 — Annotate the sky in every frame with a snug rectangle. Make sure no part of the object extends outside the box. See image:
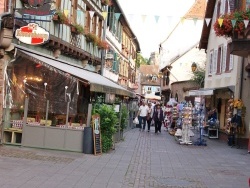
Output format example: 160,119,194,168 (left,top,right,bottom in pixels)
118,0,196,58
